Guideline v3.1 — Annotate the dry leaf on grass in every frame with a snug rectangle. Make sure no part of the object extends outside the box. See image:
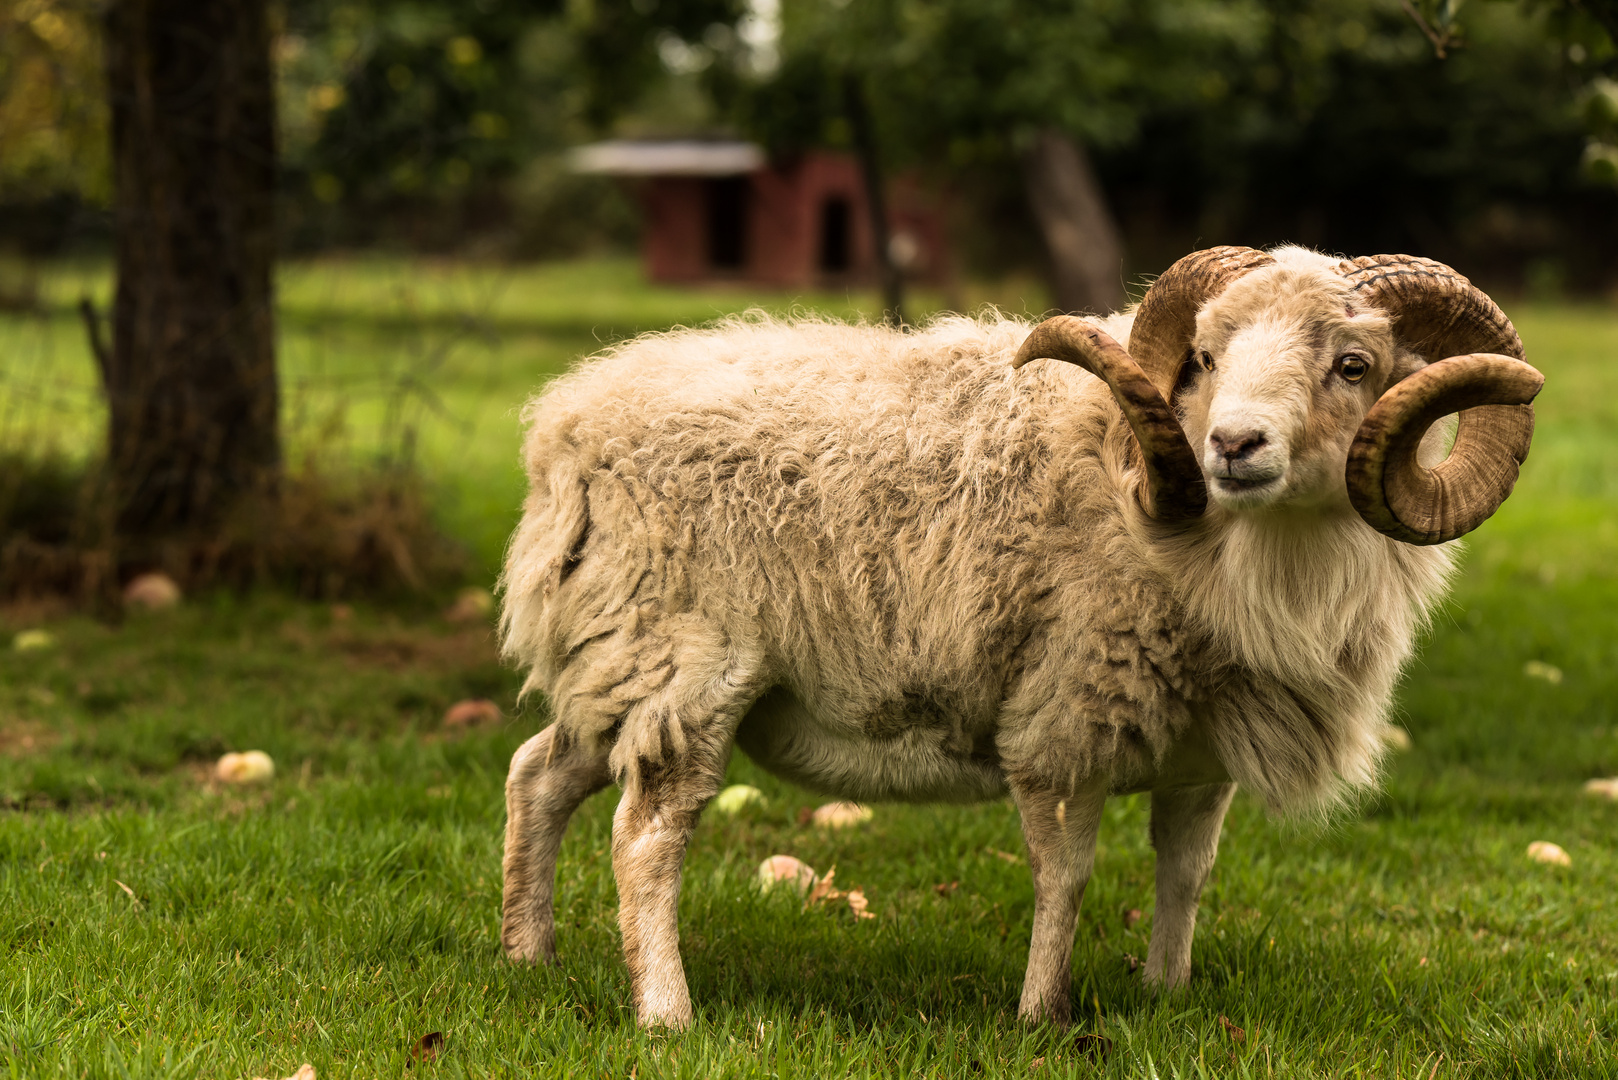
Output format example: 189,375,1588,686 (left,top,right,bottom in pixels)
714,784,766,815
410,1031,444,1065
124,572,182,610
758,854,816,894
801,869,877,921
1524,660,1564,685
806,866,842,906
1123,908,1143,930
811,801,873,829
443,699,501,728
934,880,959,896
1583,777,1618,800
986,847,1023,865
1527,840,1572,867
12,629,54,652
216,751,275,784
1219,1015,1246,1043
444,587,494,623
